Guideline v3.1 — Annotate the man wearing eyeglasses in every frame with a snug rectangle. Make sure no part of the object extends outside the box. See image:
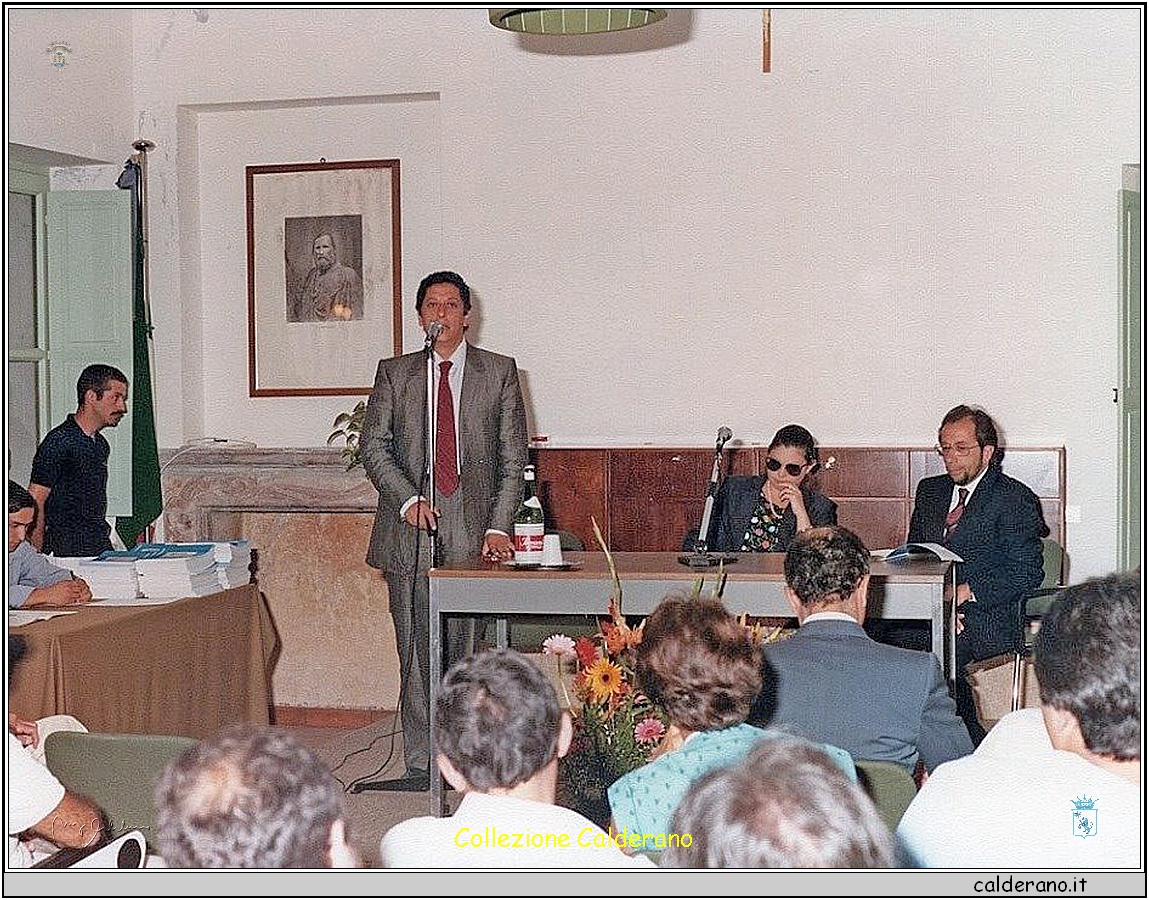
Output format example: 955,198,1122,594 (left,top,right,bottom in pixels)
908,405,1048,745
